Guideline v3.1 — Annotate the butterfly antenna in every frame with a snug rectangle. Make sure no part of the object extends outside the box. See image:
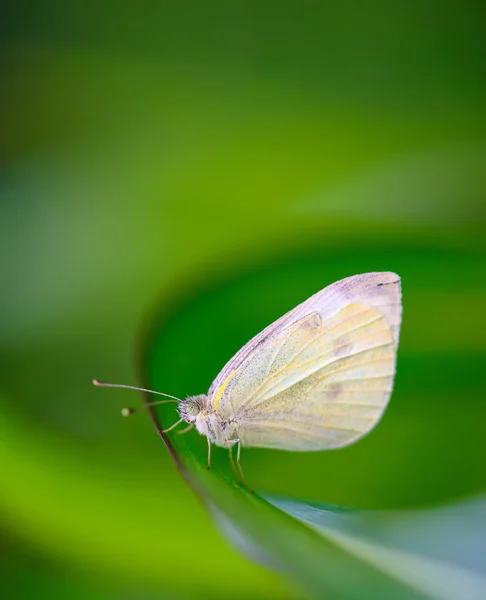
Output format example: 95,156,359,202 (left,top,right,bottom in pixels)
93,379,182,417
